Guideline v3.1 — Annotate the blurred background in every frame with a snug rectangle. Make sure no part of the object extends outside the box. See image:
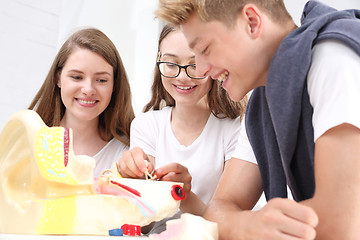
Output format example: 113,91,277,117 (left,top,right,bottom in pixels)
0,0,359,129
